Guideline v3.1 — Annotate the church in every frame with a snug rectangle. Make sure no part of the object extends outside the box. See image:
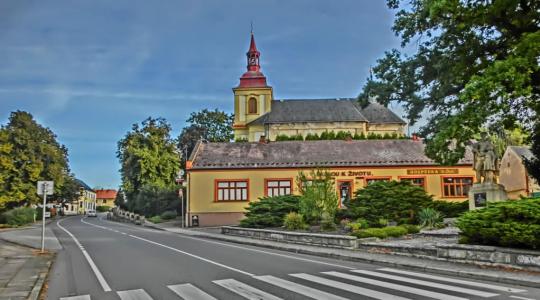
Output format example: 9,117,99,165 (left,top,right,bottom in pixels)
185,33,475,226
232,33,406,142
